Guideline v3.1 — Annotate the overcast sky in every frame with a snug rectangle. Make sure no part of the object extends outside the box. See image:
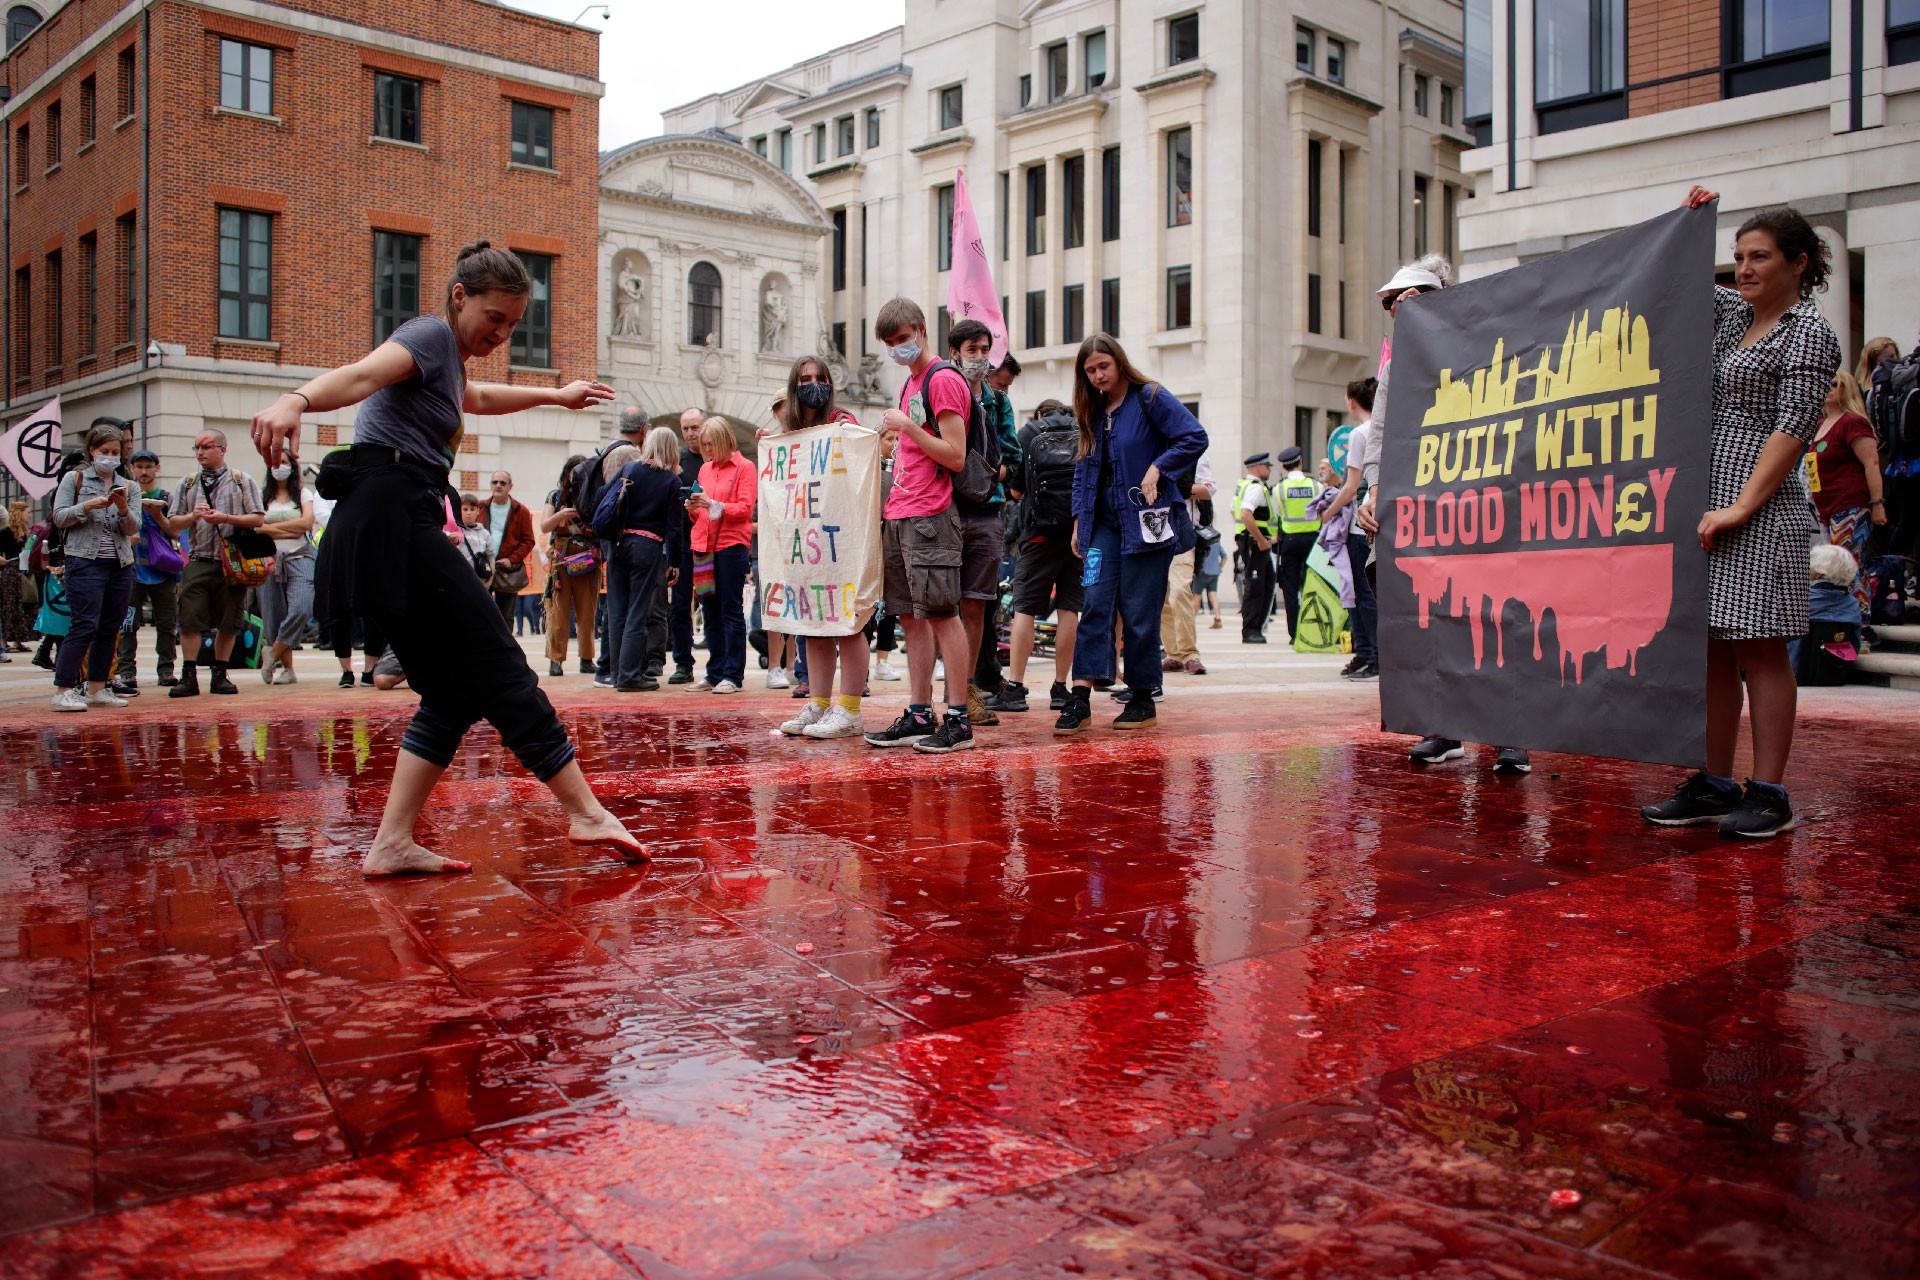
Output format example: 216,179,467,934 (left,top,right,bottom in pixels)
508,0,907,149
